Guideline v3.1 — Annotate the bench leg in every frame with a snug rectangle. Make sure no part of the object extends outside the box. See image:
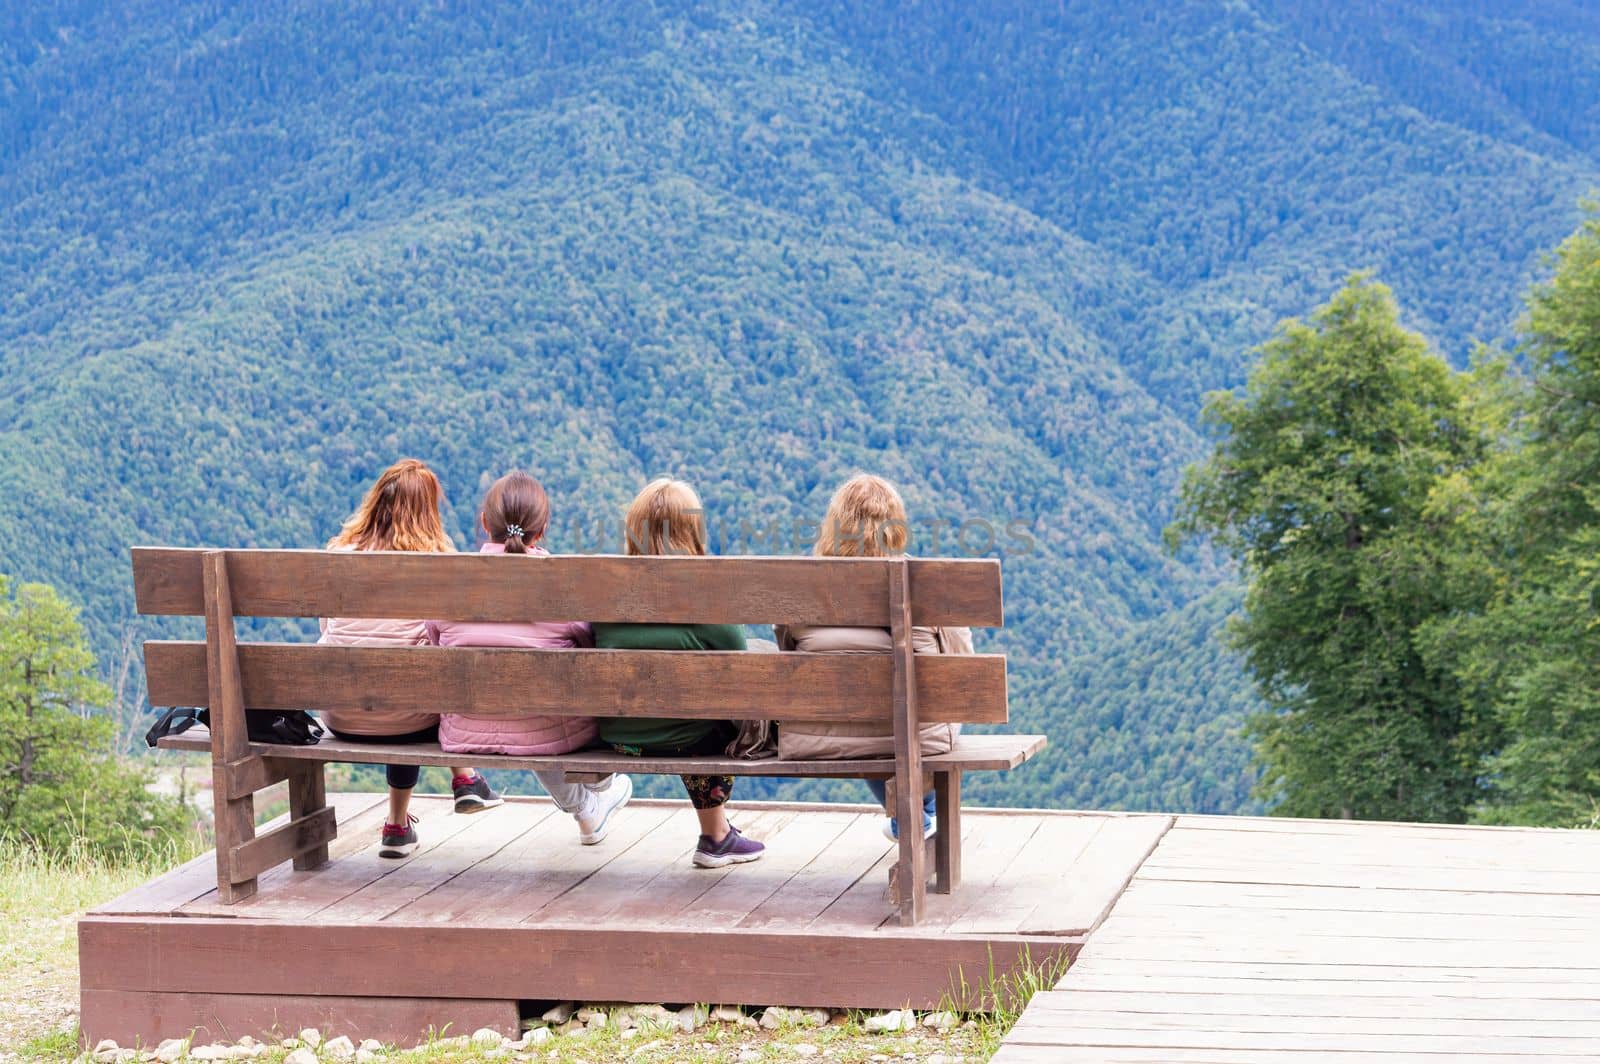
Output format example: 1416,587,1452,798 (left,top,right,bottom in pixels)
288,763,331,871
212,766,258,904
934,769,962,894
